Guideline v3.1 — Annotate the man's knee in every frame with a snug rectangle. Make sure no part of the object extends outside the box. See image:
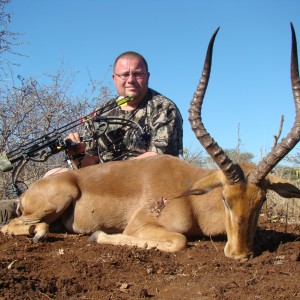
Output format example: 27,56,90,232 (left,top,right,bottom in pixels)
43,168,69,178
